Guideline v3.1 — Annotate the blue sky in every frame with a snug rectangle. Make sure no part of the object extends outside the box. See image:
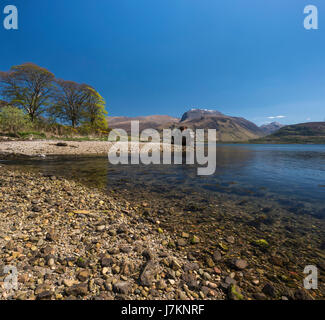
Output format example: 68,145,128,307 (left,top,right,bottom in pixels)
0,0,324,125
